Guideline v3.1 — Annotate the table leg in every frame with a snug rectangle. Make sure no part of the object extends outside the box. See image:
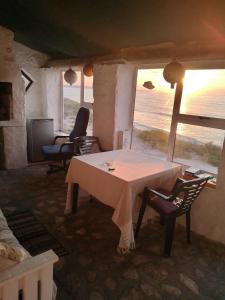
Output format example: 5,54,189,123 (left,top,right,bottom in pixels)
72,183,79,213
